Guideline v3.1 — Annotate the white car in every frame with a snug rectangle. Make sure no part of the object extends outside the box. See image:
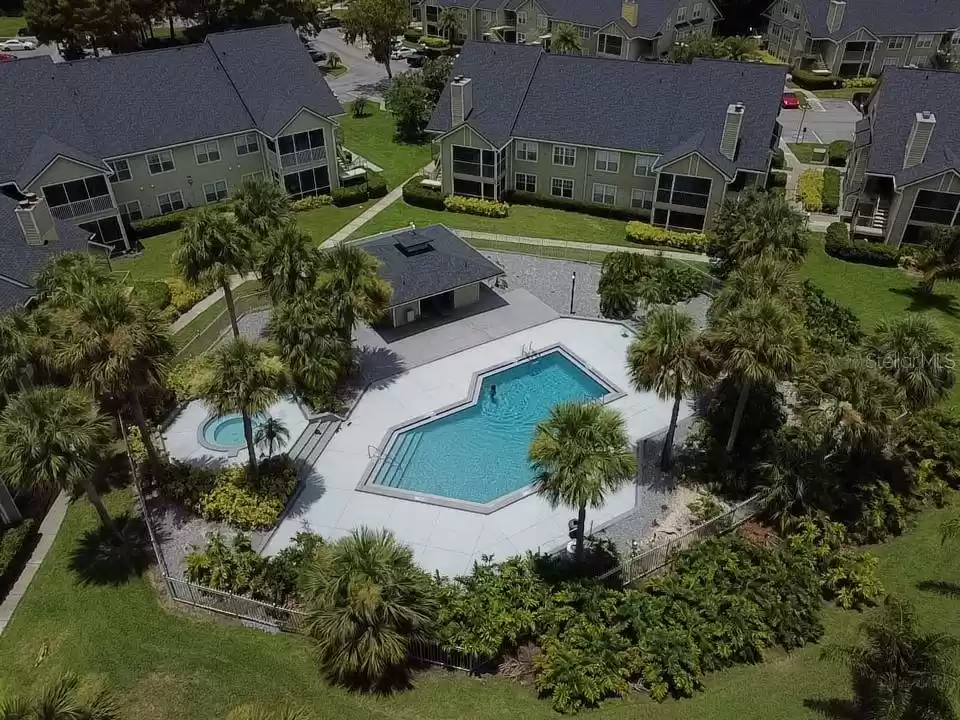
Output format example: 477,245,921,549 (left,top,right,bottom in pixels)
391,46,416,60
0,39,36,51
